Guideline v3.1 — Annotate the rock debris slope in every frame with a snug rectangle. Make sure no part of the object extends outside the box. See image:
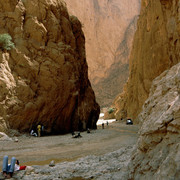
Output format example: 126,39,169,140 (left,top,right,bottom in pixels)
114,0,180,120
7,146,134,180
128,62,180,180
0,0,100,134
